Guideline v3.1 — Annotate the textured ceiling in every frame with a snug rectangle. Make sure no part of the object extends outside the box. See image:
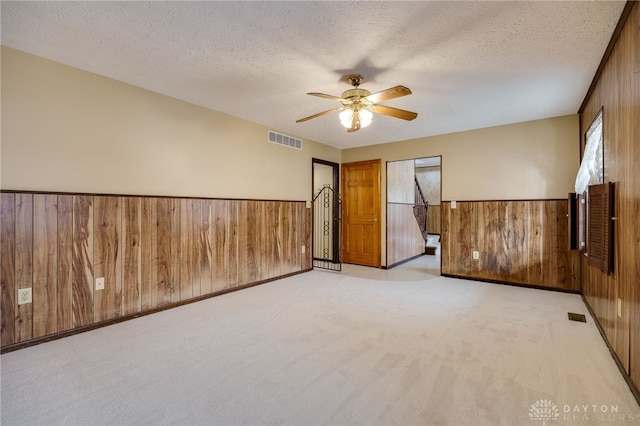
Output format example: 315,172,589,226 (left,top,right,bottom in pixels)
0,1,626,149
